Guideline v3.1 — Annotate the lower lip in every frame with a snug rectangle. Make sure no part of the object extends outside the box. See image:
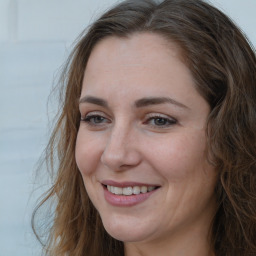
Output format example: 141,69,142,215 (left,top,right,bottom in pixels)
103,186,158,207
